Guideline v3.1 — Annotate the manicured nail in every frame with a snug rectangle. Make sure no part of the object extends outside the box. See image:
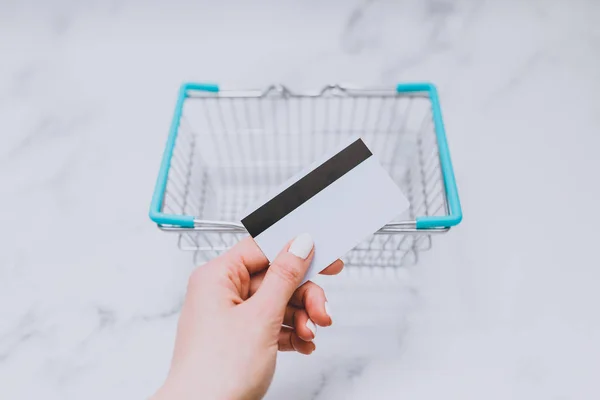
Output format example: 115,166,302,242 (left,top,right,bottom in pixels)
325,301,332,320
288,233,313,259
305,319,317,338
